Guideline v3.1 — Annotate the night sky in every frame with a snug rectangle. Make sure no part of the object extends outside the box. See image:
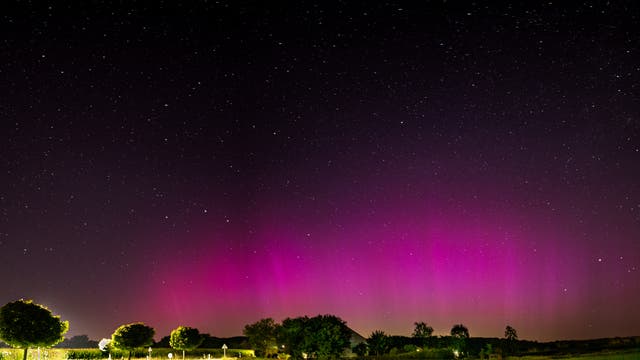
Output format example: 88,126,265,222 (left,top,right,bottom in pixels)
1,2,639,342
